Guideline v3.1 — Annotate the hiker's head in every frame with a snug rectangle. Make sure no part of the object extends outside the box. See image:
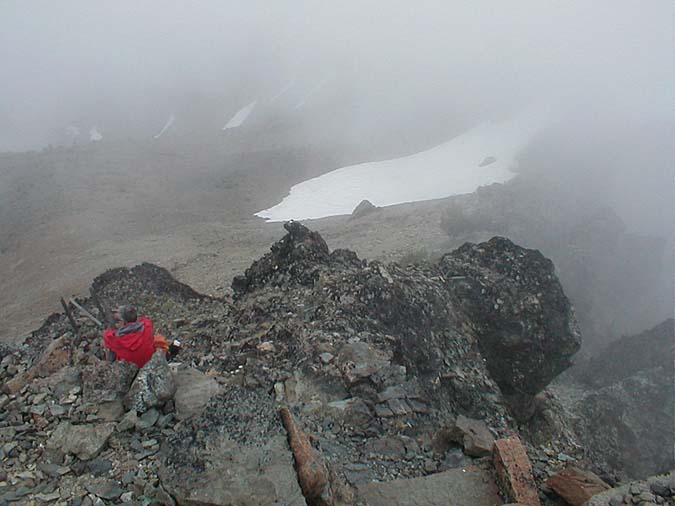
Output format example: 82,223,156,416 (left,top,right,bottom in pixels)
115,305,138,324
